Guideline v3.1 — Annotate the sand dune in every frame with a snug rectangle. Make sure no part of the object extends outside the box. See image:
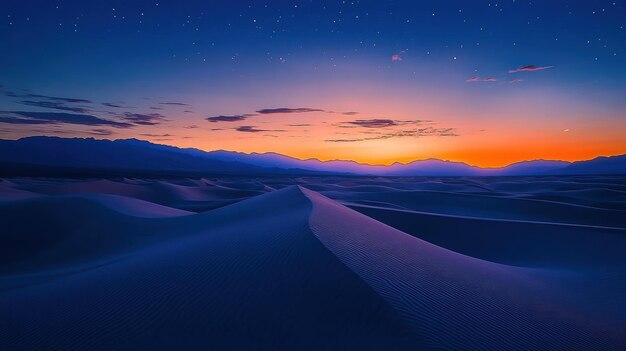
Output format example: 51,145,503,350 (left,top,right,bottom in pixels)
350,203,626,268
0,186,421,350
1,177,625,350
10,178,265,211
